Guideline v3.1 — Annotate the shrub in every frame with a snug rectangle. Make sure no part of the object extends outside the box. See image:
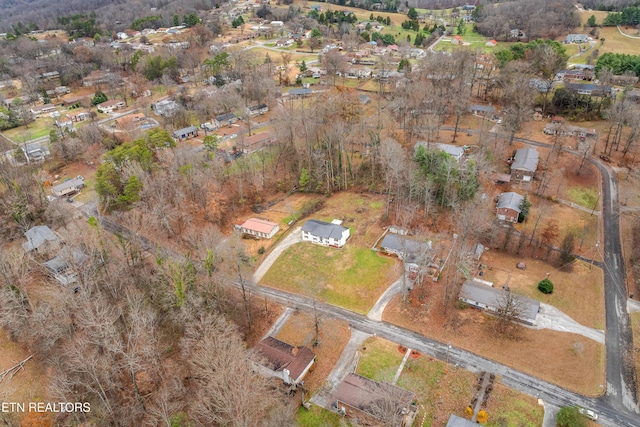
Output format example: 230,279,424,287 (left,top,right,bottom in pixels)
537,278,554,294
258,246,265,255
